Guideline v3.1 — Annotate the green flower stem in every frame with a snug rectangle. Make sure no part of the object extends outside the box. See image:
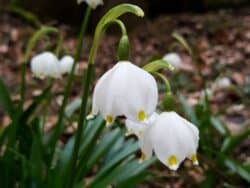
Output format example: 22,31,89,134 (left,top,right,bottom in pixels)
110,19,127,35
55,33,64,57
65,4,144,187
153,72,172,94
48,6,92,164
64,63,94,188
153,72,174,111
